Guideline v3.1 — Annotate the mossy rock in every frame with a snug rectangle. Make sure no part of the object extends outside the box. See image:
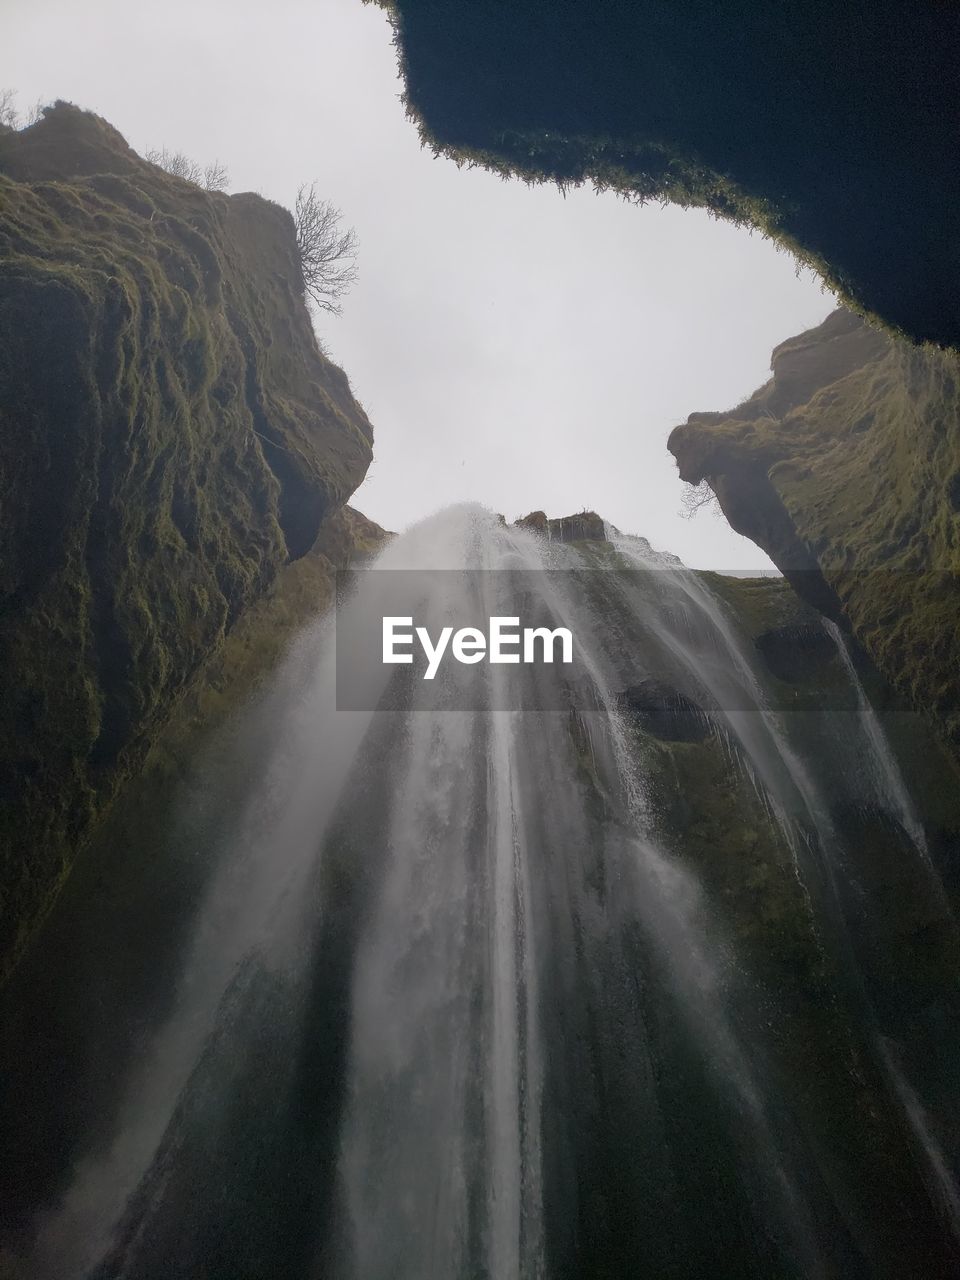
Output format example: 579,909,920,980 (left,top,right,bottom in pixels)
548,511,606,542
515,509,548,535
515,509,607,541
671,308,960,760
372,0,960,349
0,104,374,981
